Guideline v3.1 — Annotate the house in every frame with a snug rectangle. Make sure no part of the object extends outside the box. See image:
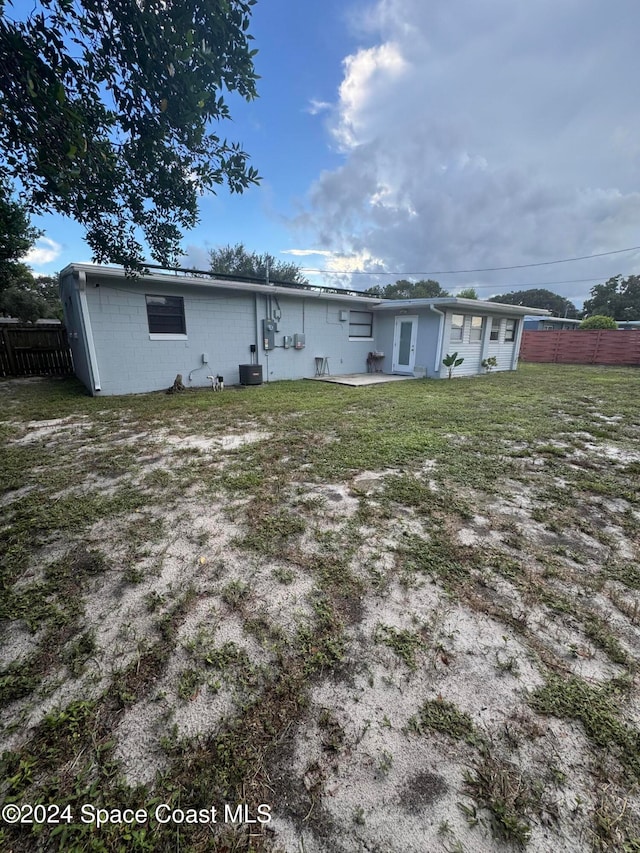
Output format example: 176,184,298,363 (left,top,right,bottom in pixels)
522,316,582,331
59,264,549,395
